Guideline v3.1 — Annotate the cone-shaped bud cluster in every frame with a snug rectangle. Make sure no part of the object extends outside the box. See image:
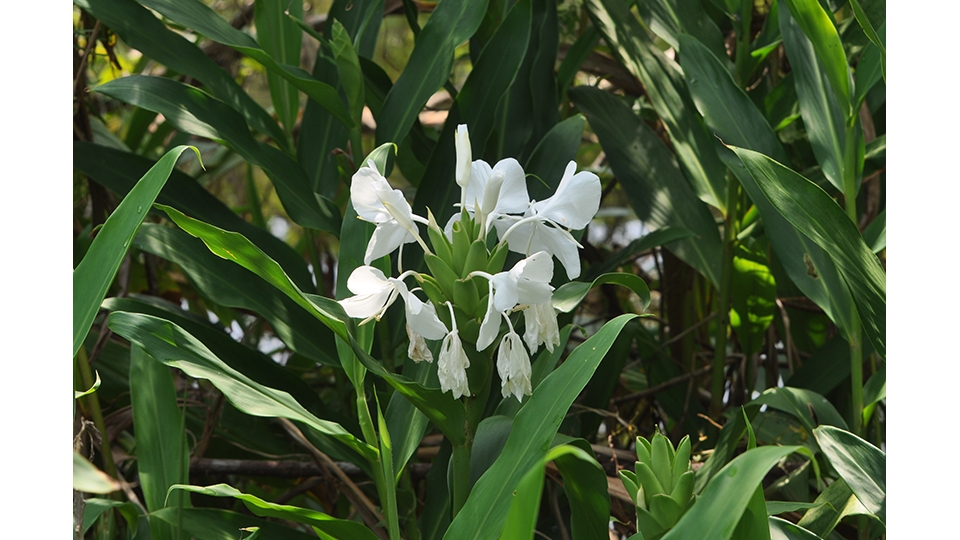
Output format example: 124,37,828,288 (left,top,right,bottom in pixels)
618,433,696,539
339,125,600,401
